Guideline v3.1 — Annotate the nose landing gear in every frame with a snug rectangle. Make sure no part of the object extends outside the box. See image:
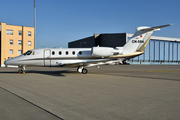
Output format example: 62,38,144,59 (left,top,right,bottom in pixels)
18,65,26,74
